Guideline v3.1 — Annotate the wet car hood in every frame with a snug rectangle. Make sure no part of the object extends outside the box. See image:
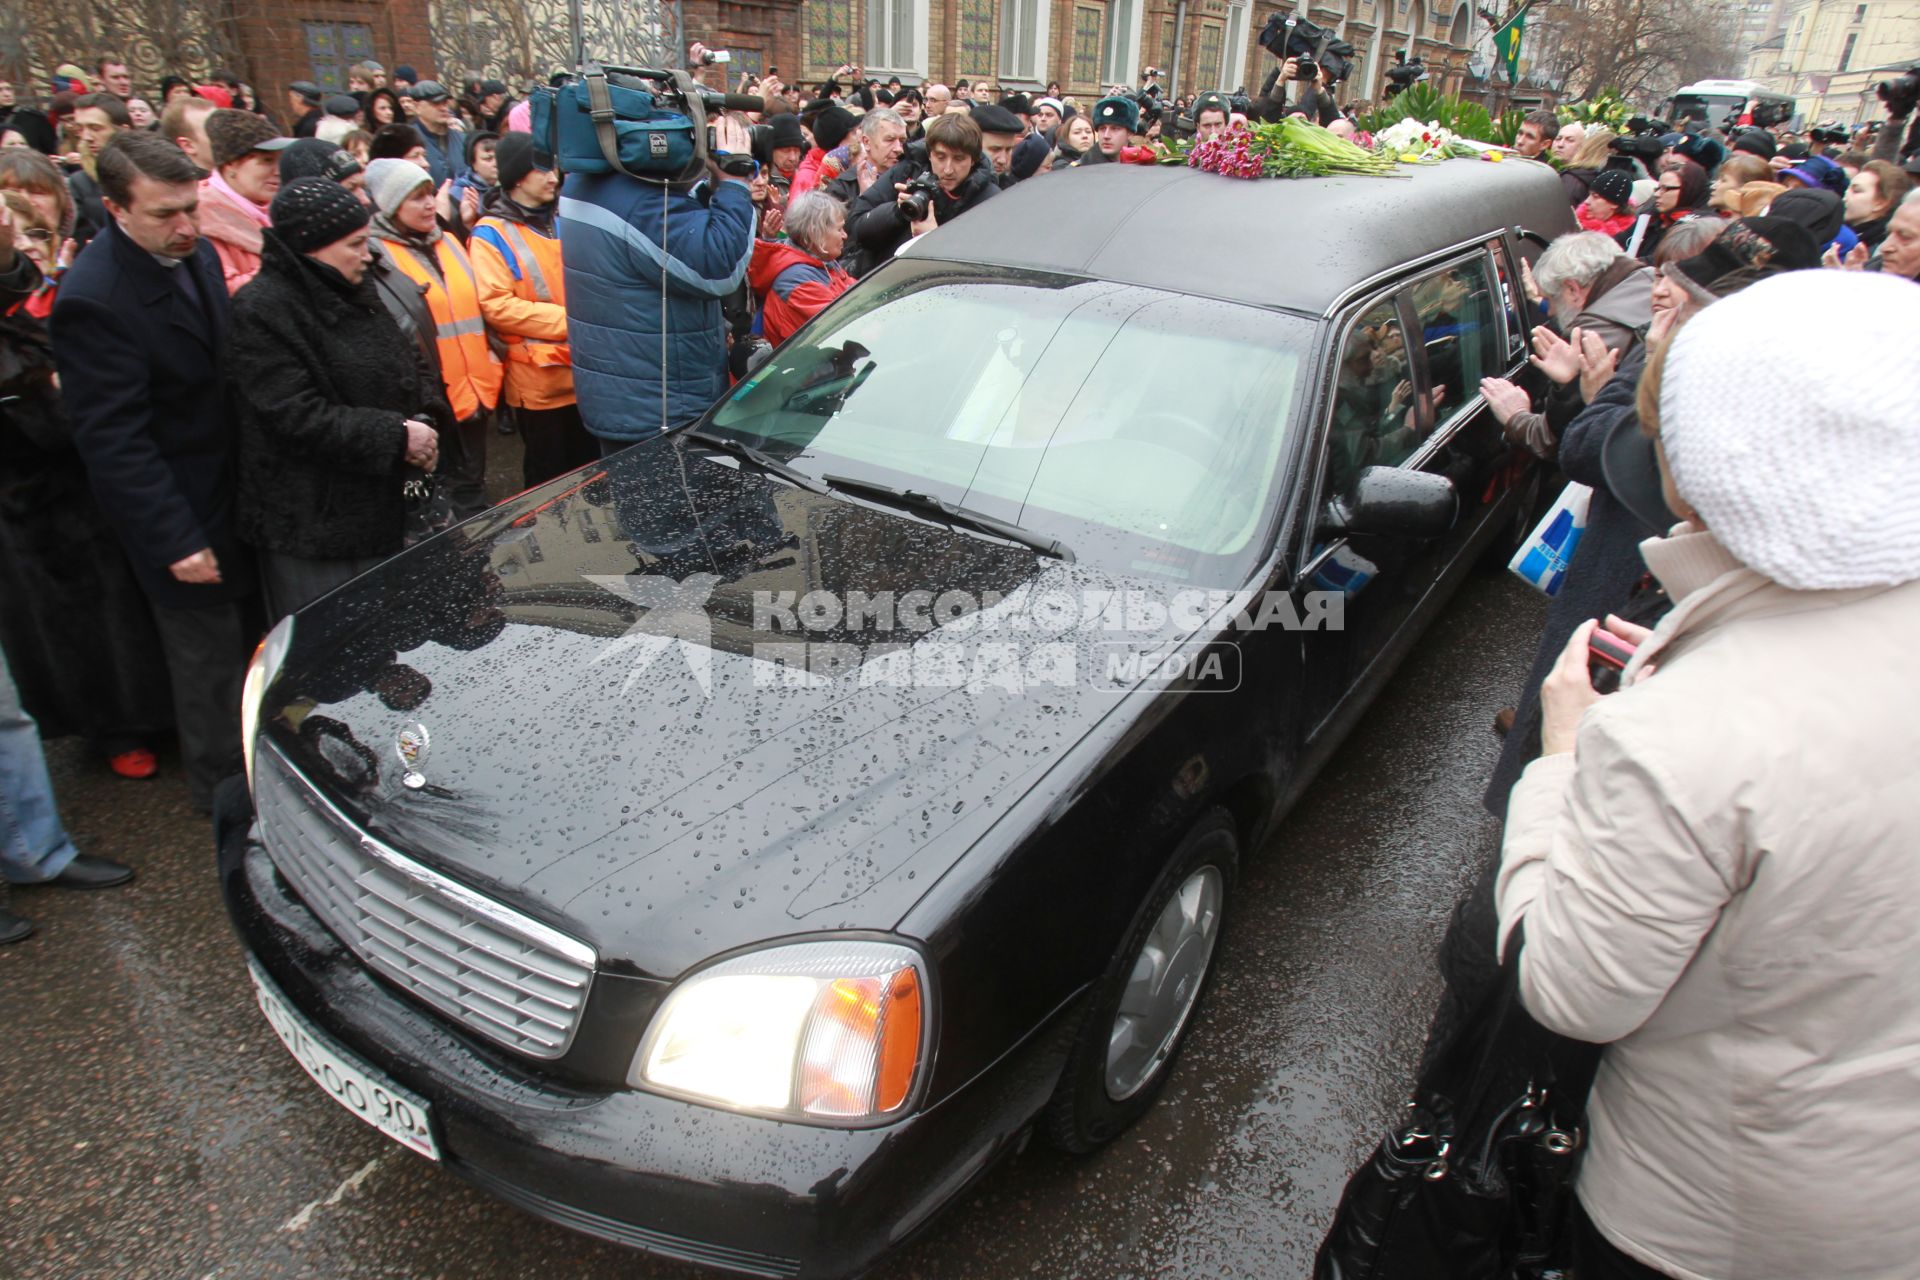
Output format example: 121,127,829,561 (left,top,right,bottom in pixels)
260,439,1207,976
